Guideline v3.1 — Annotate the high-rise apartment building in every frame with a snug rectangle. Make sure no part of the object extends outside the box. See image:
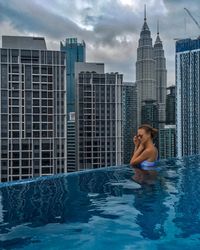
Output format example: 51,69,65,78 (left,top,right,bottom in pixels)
166,86,175,125
154,28,167,128
67,112,76,172
122,82,137,164
0,36,67,182
176,38,200,157
75,63,123,170
159,125,176,159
